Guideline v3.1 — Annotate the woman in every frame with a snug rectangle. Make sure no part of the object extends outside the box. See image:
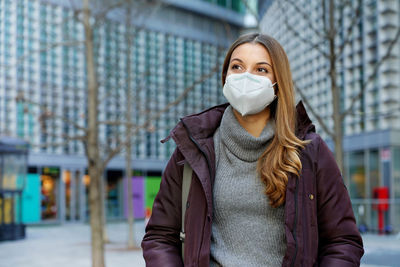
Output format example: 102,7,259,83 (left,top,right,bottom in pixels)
141,33,364,266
